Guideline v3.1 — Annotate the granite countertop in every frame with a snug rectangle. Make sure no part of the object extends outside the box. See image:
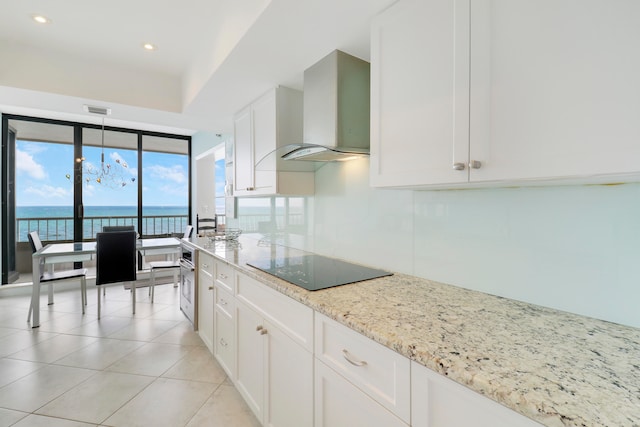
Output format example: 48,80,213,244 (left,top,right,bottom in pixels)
185,236,640,427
